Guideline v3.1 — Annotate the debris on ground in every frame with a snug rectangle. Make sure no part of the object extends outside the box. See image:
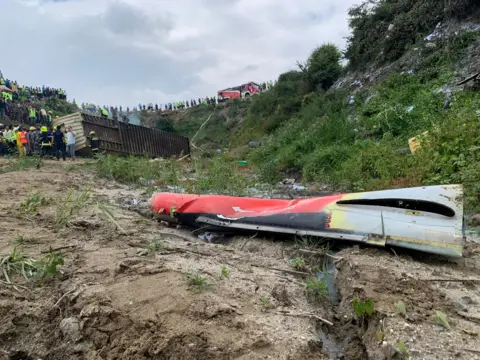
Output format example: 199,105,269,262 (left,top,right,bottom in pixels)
151,185,464,257
0,158,479,360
